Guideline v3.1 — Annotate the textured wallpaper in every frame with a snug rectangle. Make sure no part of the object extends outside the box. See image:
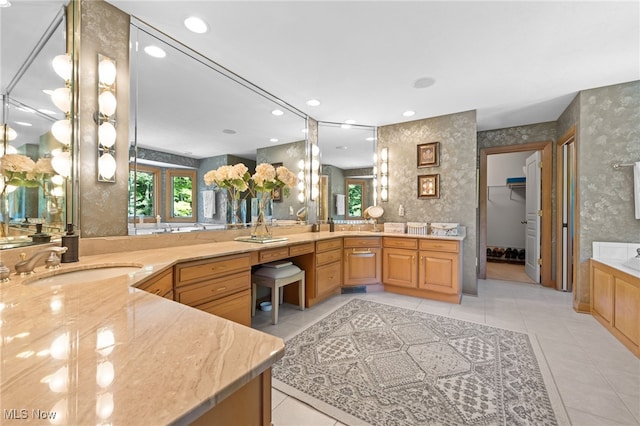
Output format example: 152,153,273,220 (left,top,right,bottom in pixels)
575,81,640,307
378,110,478,295
78,0,130,237
257,140,307,220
